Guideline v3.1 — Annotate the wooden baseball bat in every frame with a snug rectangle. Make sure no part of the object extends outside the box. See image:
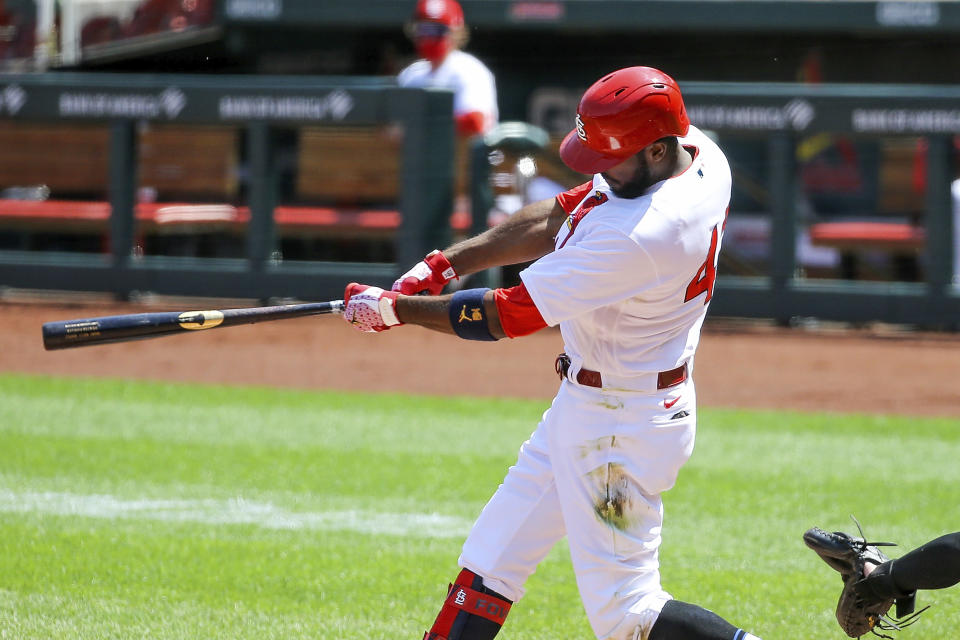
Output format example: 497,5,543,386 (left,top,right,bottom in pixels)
42,300,344,351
